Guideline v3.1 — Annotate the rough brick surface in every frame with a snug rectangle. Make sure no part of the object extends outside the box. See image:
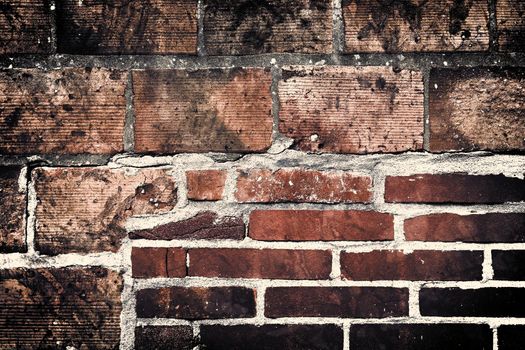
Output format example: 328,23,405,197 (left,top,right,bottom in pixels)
236,169,372,203
429,68,525,152
133,68,273,153
136,287,256,319
498,326,525,350
188,248,331,279
0,165,26,253
265,287,409,318
34,167,177,255
56,0,197,54
0,267,122,349
341,250,483,281
497,0,525,52
492,250,525,281
135,326,194,350
131,247,186,278
249,210,394,241
186,170,227,201
279,66,424,153
203,0,333,55
343,0,489,52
